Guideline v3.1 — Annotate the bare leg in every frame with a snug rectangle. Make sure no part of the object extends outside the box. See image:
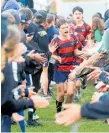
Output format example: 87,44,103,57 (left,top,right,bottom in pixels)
40,66,48,95
76,80,82,97
56,83,65,112
66,80,76,103
56,83,65,102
